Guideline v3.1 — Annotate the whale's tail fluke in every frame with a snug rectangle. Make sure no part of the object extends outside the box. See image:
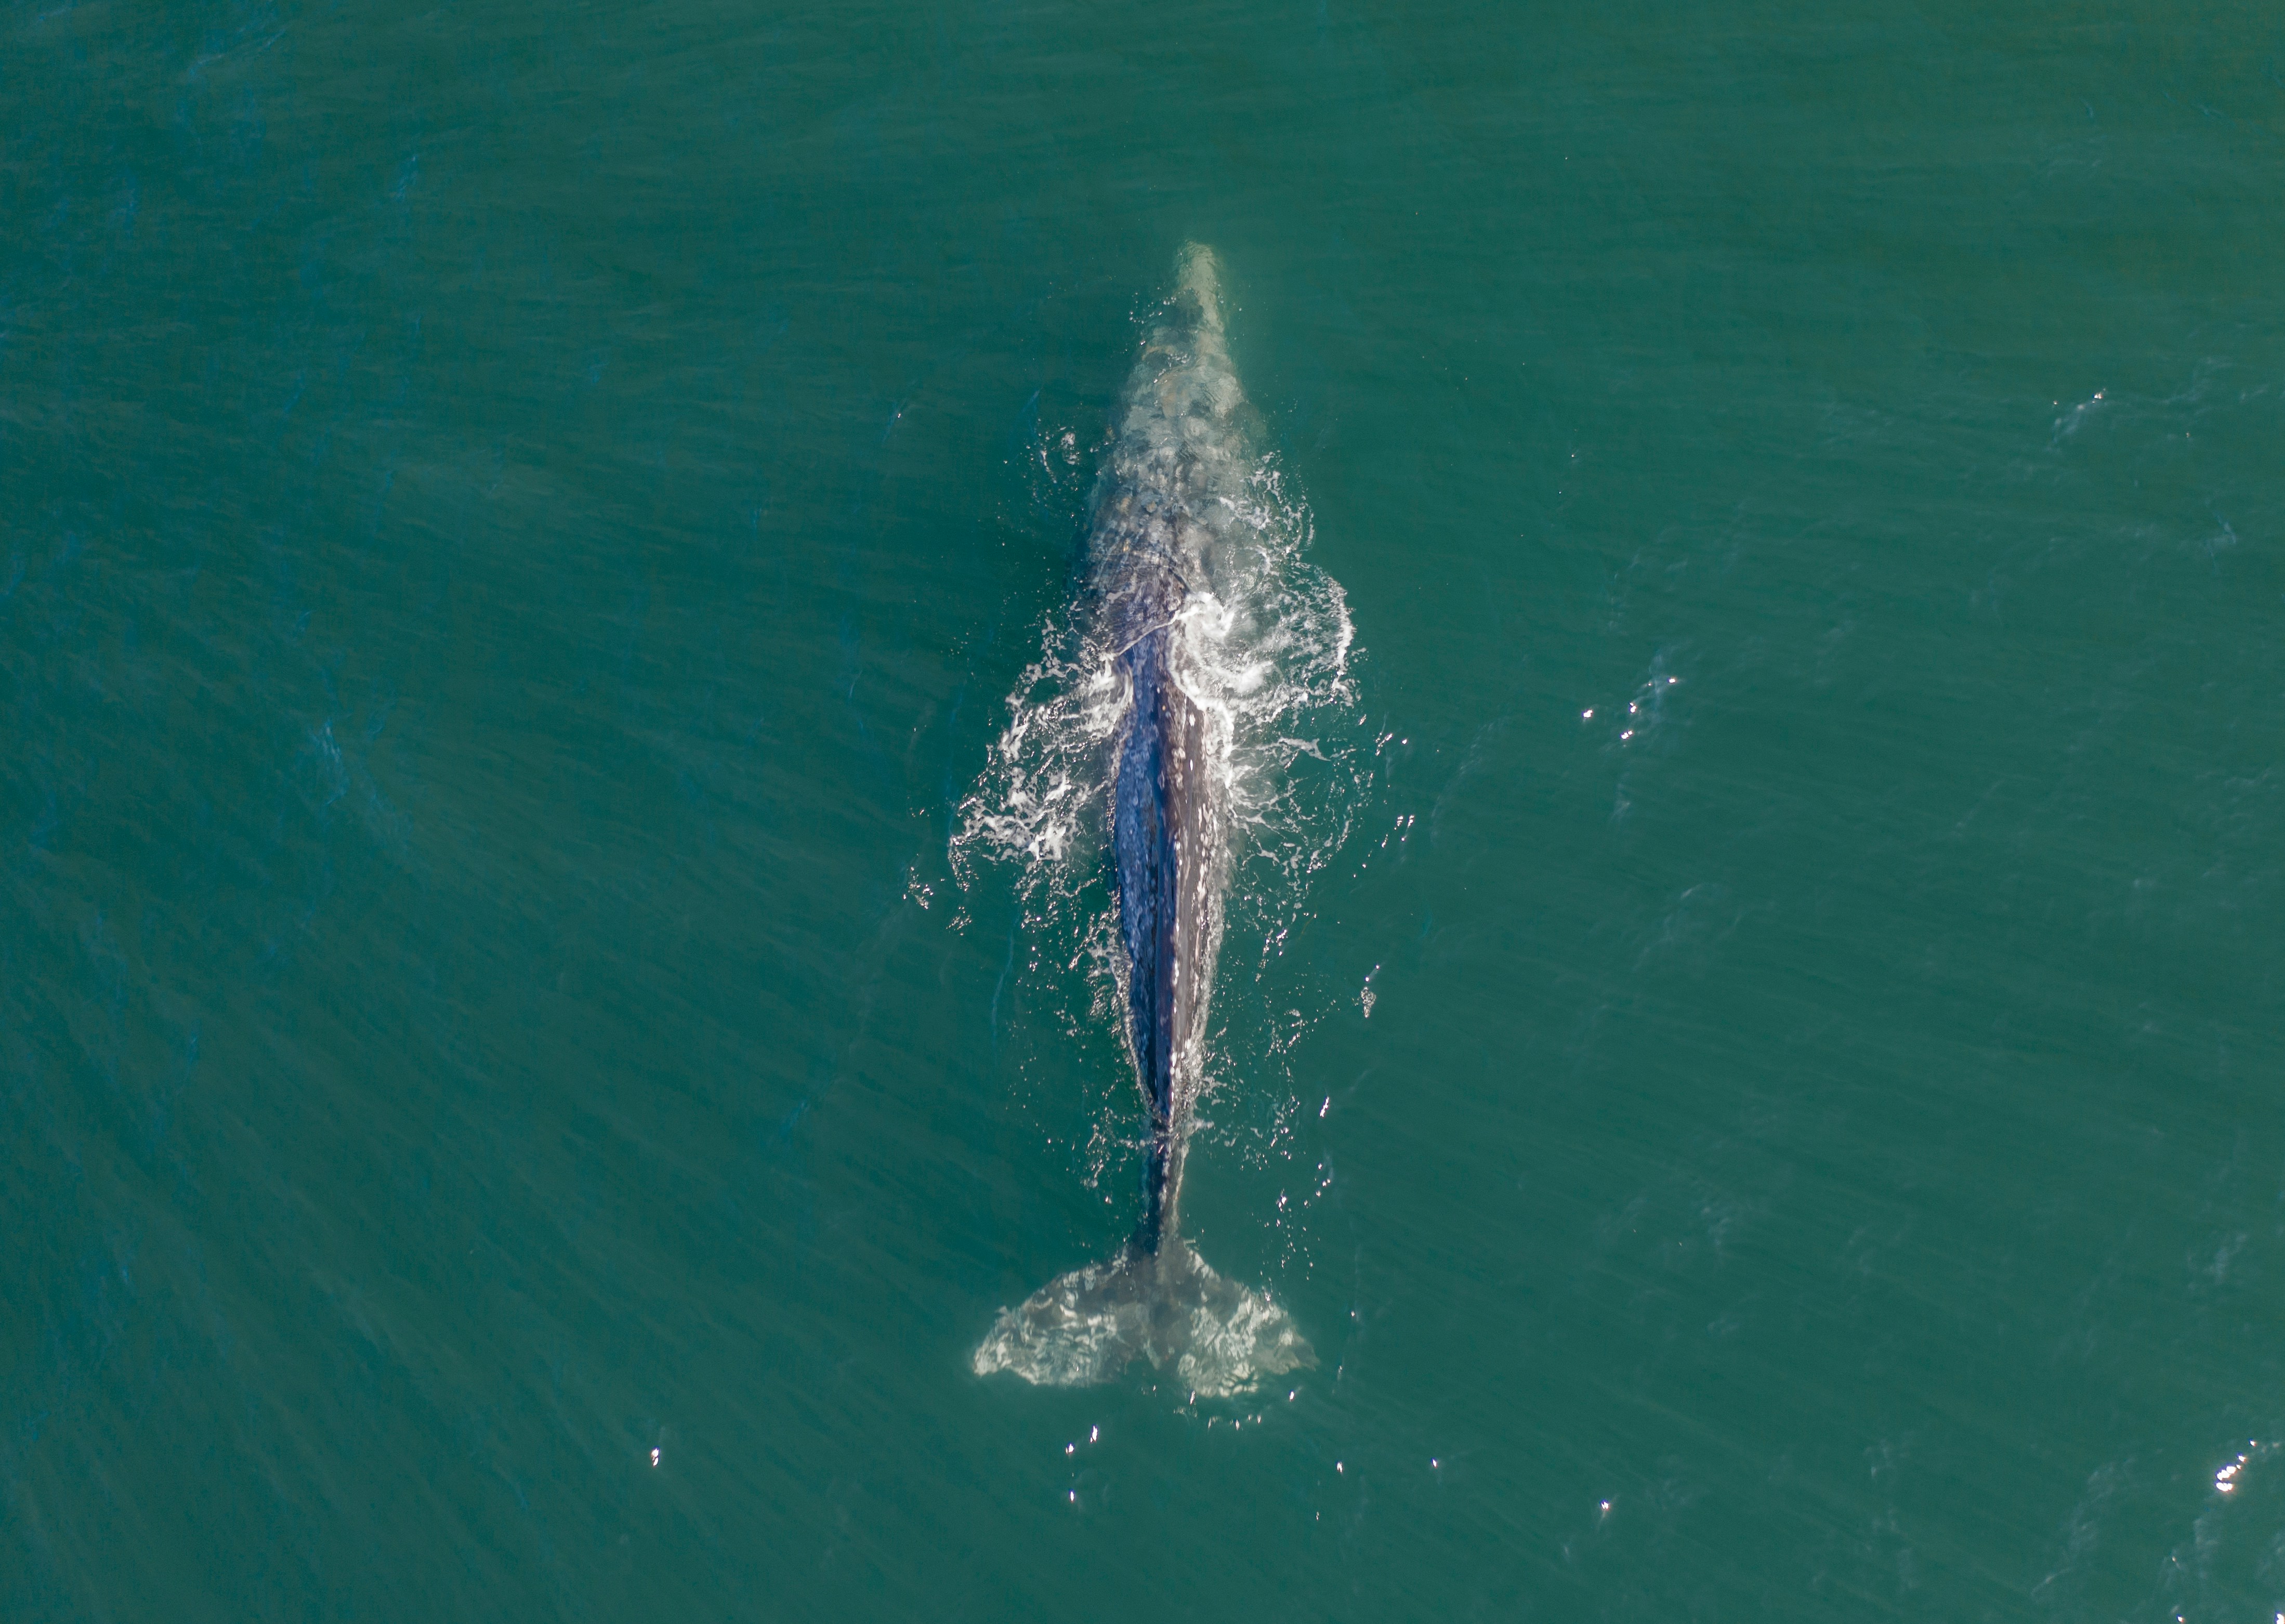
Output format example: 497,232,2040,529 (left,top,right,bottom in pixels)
972,1237,1314,1398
